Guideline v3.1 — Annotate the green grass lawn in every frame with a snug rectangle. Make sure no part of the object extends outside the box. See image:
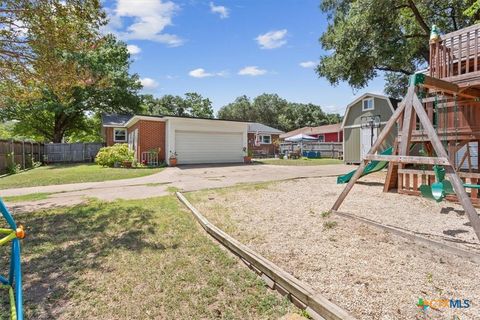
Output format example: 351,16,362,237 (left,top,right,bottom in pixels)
2,193,51,203
0,196,297,319
256,158,343,166
0,164,163,189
